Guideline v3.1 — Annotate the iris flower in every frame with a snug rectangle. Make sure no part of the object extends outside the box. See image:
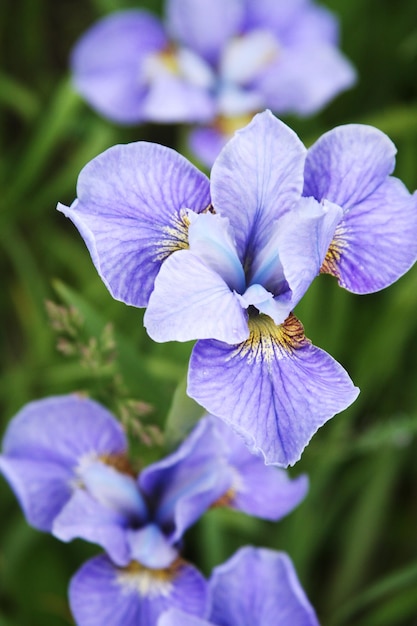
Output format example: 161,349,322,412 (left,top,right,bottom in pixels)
0,395,307,625
71,0,356,165
58,111,417,466
158,547,319,626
